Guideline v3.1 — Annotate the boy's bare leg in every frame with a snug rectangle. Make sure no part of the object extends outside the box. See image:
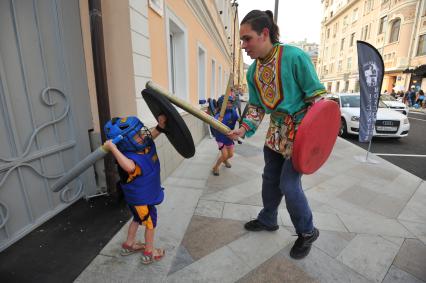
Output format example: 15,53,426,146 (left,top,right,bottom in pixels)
124,220,139,246
213,149,228,173
223,147,234,167
144,228,155,252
